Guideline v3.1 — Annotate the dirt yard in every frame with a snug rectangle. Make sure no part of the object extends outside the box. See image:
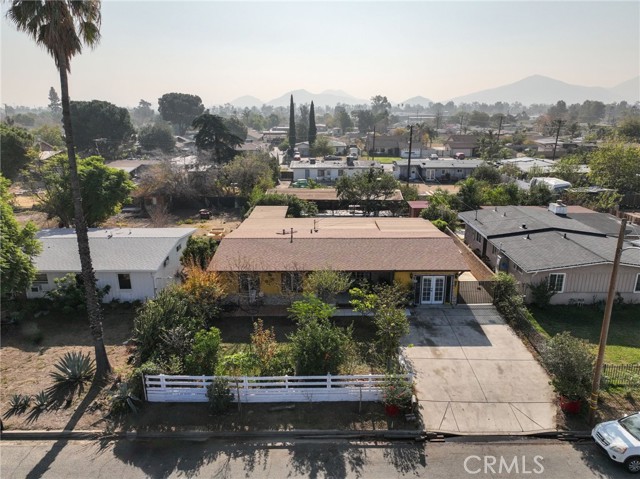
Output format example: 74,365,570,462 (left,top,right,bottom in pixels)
1,307,135,431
